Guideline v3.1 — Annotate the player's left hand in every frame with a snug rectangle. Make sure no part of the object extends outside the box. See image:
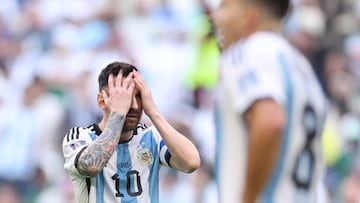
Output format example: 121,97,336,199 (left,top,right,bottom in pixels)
133,71,158,116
